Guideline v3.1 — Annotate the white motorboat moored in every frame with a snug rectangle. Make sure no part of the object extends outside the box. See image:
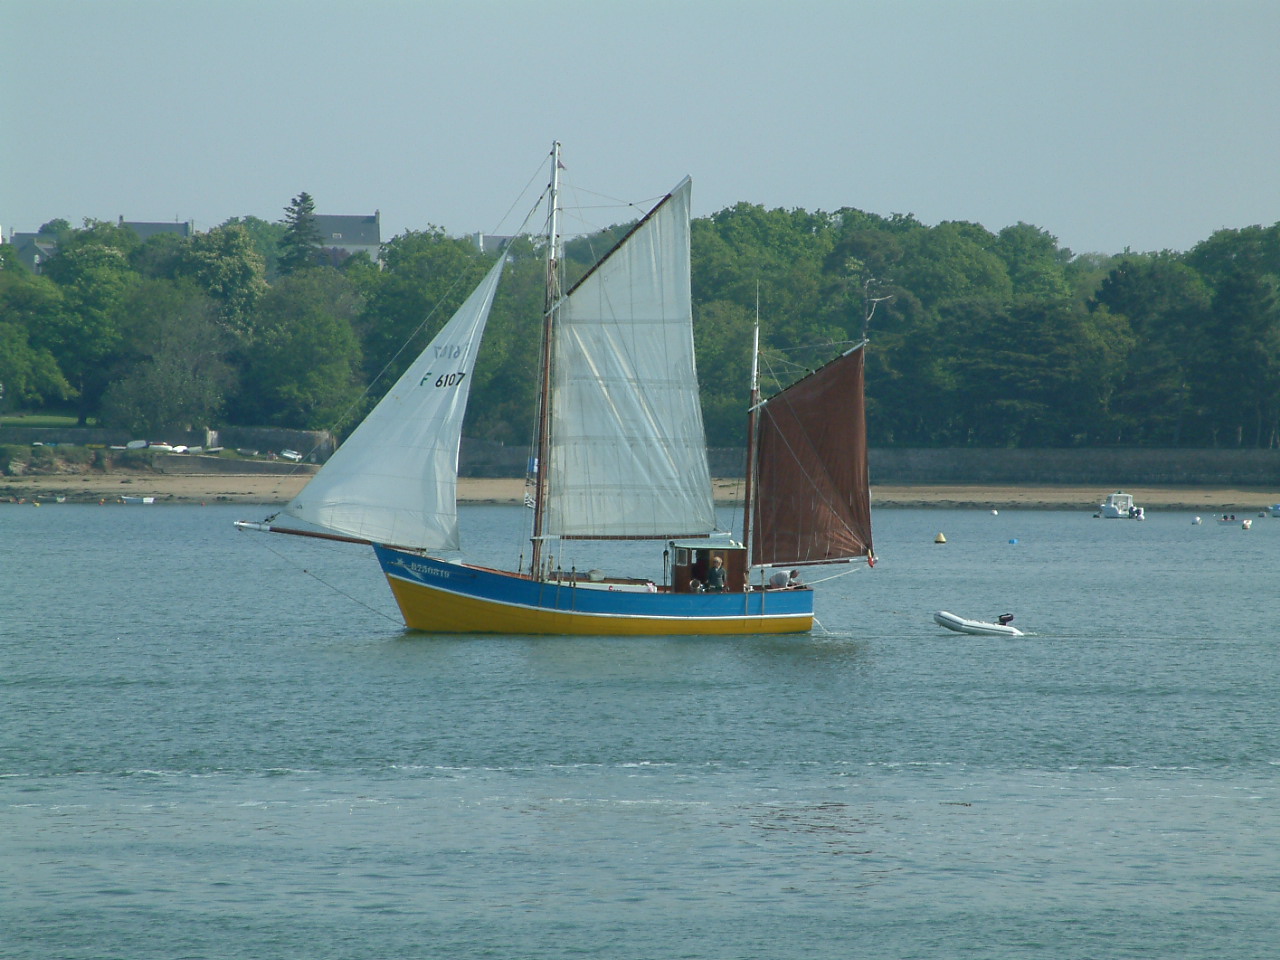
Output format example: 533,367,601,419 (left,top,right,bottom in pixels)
933,610,1024,637
1097,491,1144,519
